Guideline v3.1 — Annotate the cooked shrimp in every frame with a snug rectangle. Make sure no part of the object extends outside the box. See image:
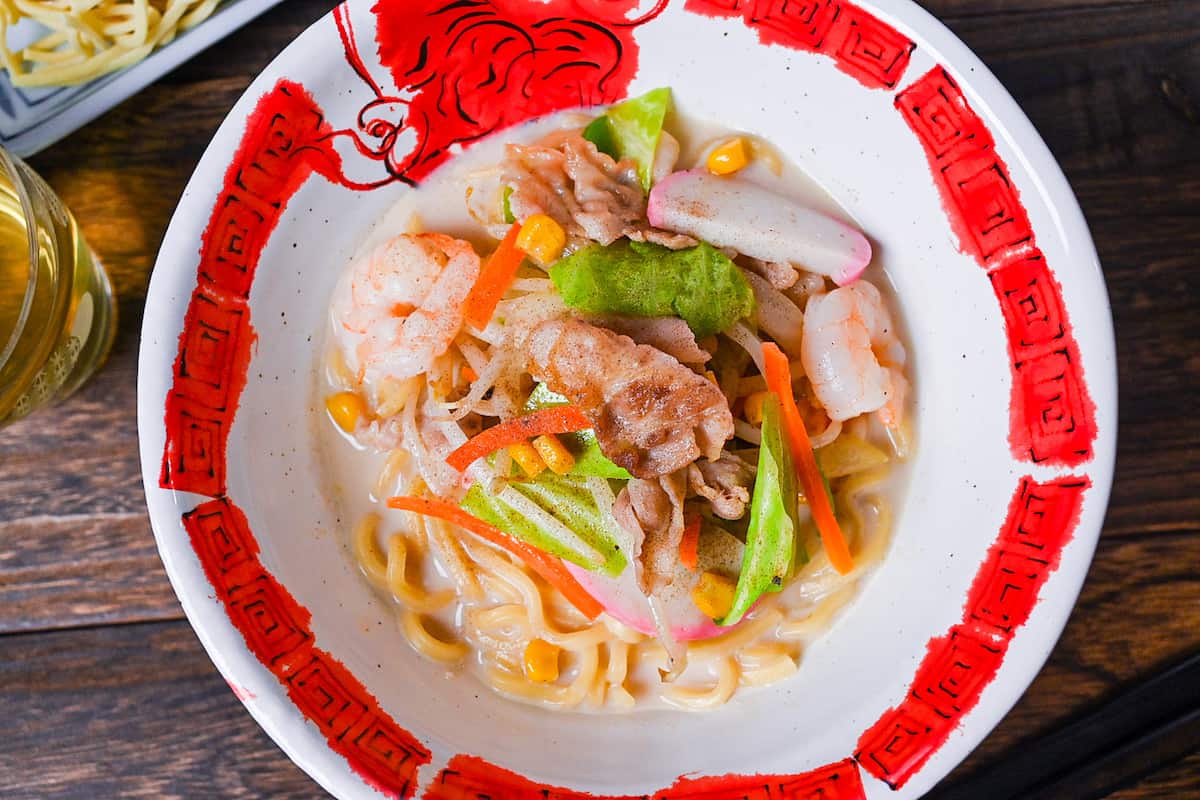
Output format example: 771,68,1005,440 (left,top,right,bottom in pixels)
332,233,480,388
801,281,908,445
